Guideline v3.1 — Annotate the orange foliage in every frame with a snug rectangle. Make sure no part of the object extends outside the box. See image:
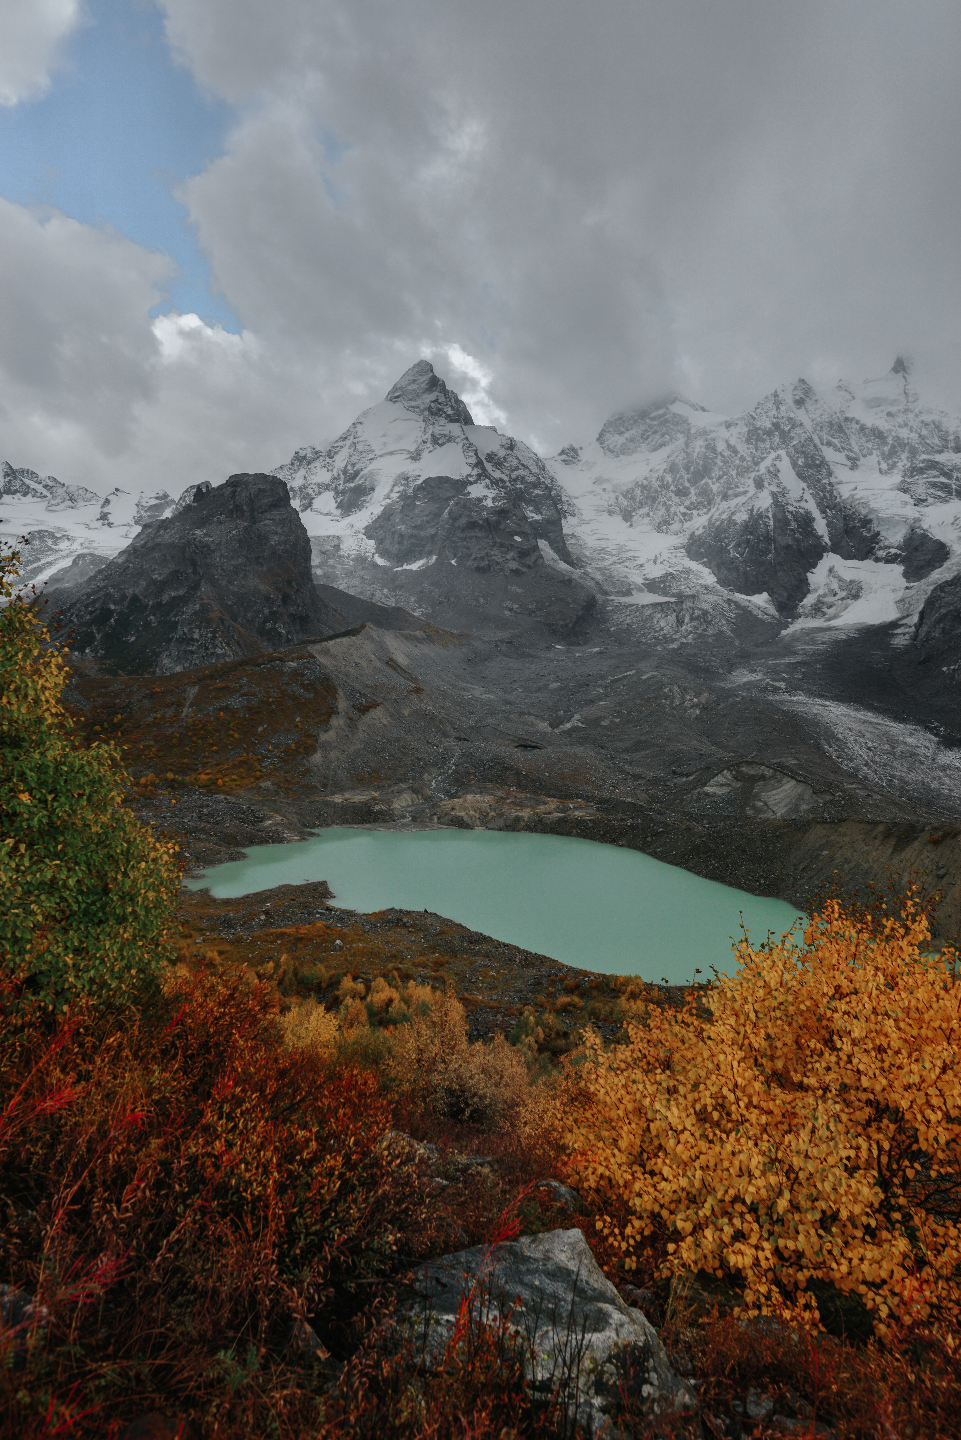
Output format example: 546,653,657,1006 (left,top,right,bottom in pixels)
559,891,961,1339
0,965,438,1436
